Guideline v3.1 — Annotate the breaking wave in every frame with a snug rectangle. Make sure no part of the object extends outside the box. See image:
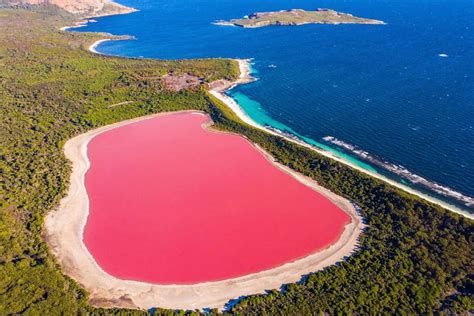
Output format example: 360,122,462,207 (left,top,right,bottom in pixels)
323,136,474,208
